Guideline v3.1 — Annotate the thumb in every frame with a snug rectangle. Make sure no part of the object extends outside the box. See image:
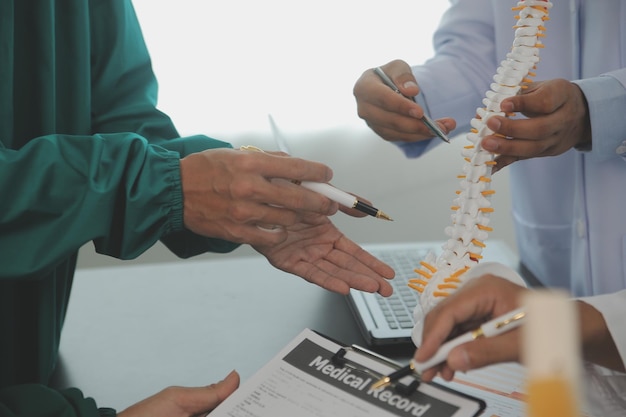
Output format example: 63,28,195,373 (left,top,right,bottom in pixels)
186,370,241,416
393,72,420,100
